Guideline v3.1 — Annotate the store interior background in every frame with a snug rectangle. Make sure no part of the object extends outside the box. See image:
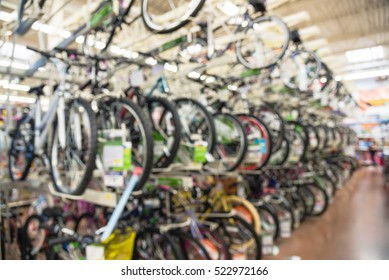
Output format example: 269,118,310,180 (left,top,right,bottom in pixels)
1,0,389,163
1,0,389,260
